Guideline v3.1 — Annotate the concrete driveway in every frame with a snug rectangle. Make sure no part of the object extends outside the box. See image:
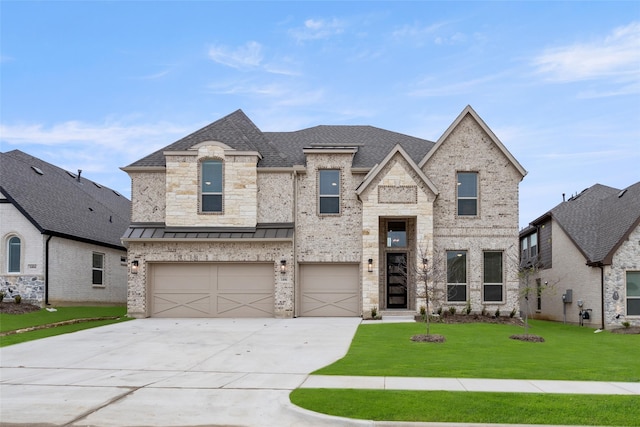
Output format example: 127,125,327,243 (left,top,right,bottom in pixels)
0,317,362,427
